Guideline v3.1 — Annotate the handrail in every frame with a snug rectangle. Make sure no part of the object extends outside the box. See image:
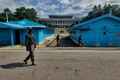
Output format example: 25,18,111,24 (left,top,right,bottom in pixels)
46,37,57,47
